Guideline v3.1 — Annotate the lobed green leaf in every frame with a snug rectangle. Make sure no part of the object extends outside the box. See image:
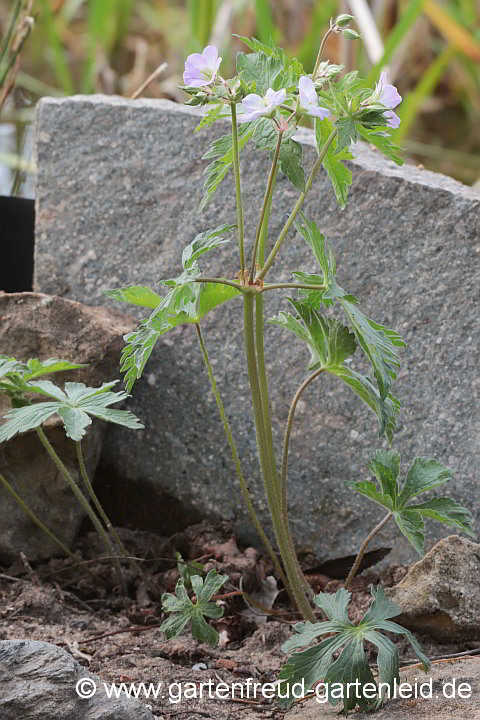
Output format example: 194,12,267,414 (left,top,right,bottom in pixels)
316,117,353,209
160,570,228,646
